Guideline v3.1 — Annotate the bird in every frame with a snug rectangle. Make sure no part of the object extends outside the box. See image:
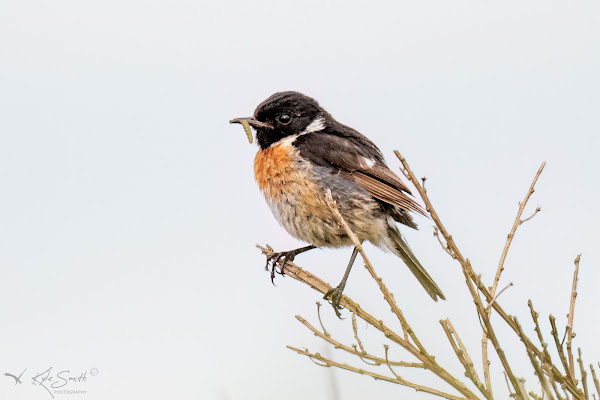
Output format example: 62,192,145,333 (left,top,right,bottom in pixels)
231,91,444,314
